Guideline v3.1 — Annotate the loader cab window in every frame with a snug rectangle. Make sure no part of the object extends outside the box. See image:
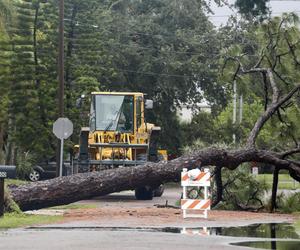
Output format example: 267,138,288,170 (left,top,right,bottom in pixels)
89,97,96,131
94,95,134,132
116,96,134,132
